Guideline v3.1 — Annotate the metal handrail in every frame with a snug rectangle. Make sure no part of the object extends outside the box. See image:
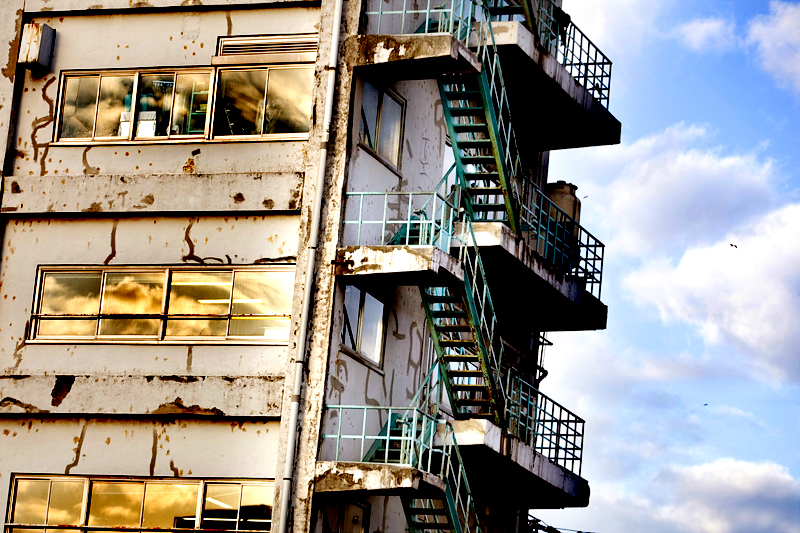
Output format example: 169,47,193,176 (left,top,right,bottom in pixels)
342,167,460,251
320,405,483,533
504,372,584,476
520,185,604,298
537,0,612,108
